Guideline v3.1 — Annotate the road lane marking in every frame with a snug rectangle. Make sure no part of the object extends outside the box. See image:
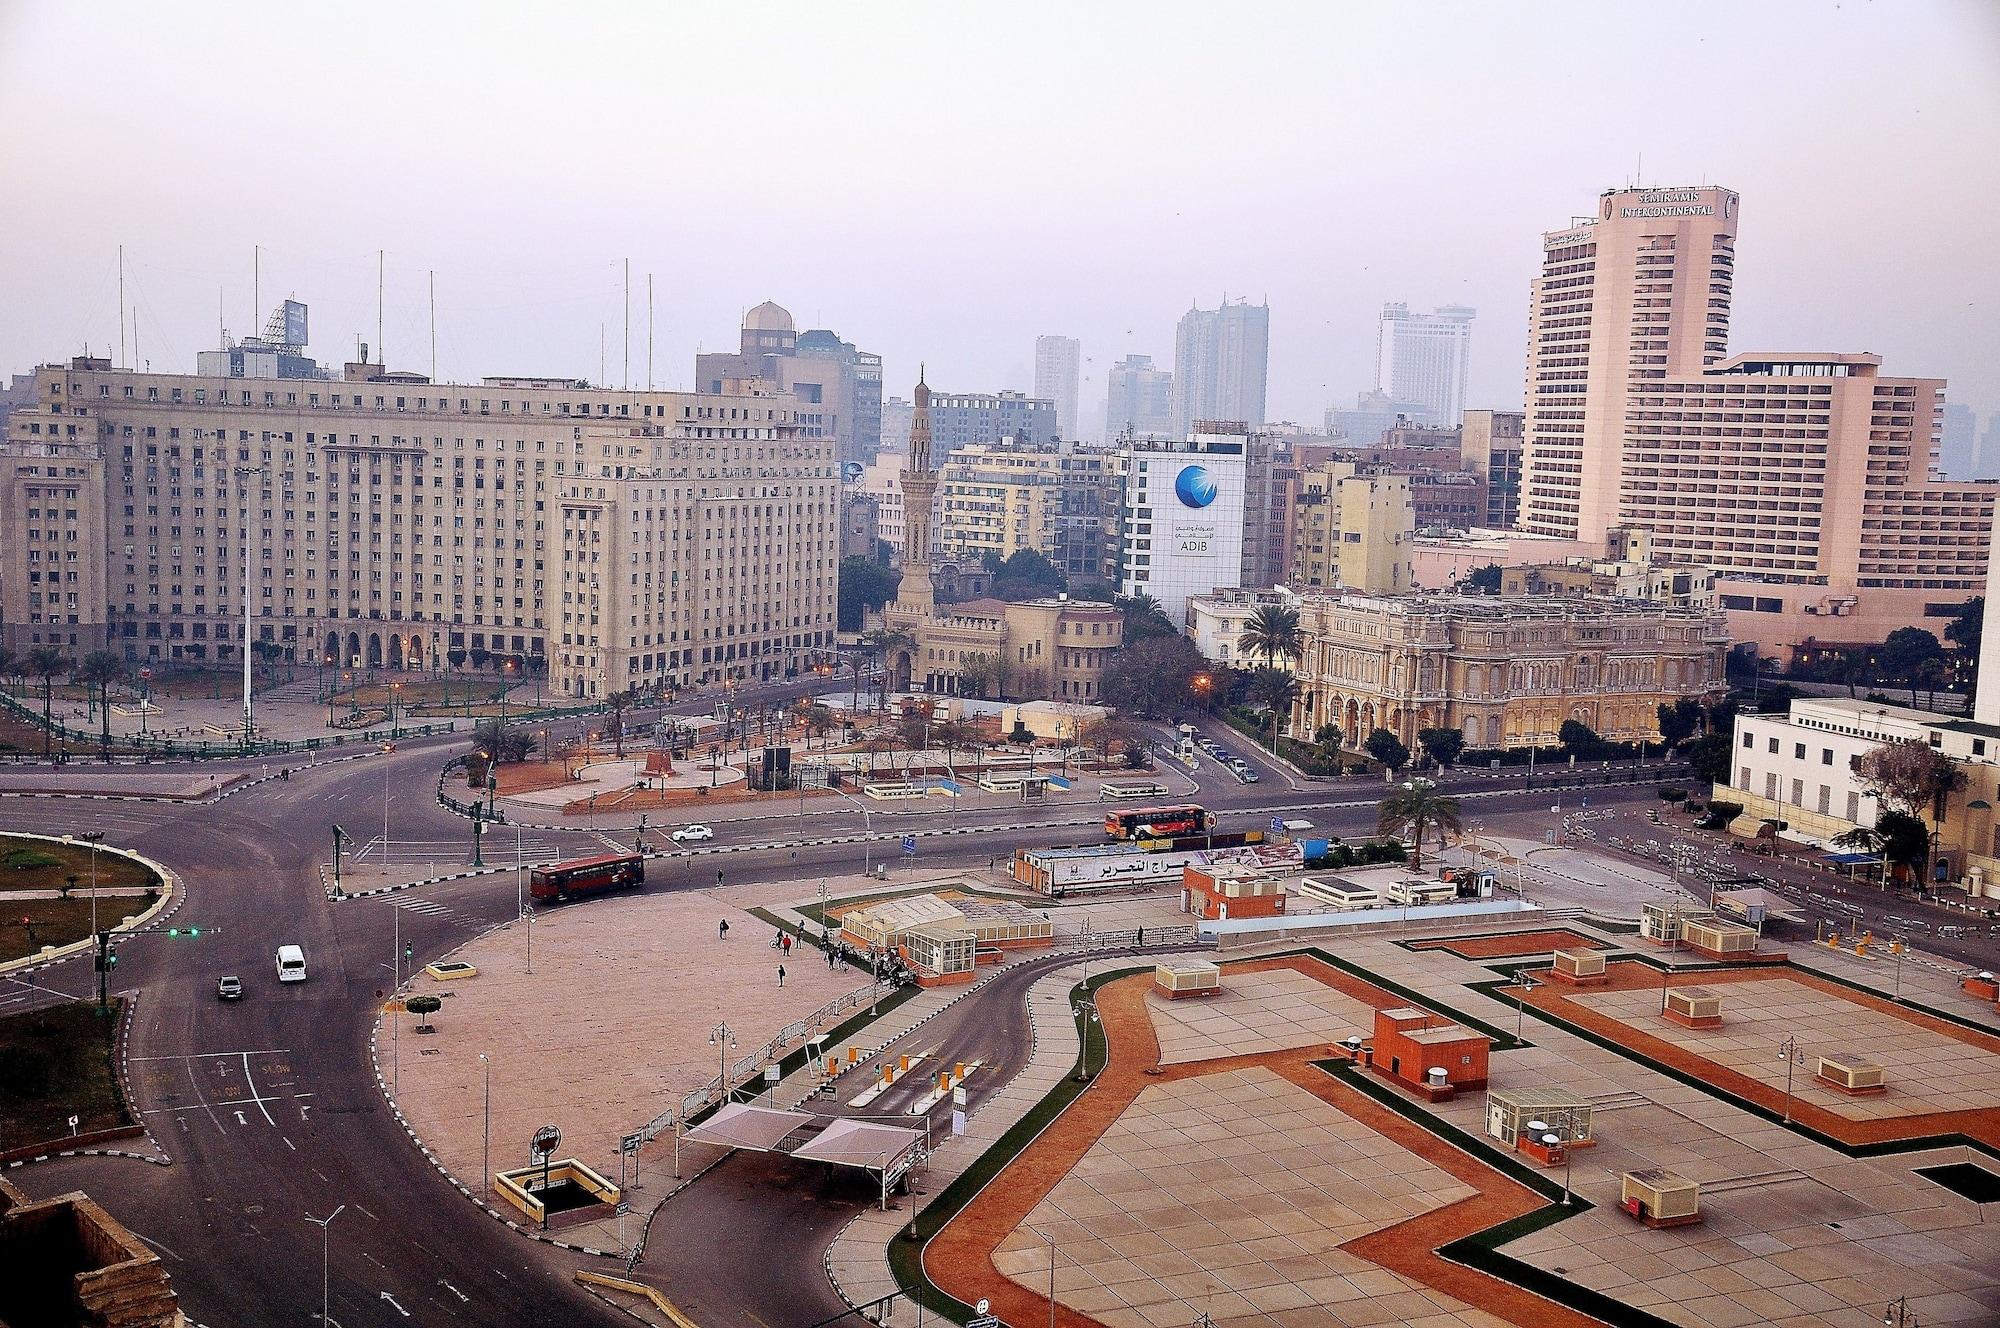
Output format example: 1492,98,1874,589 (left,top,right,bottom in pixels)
440,1280,469,1302
380,1291,411,1318
130,1231,184,1262
184,1060,226,1136
355,1204,379,1222
284,1137,297,1151
240,1052,277,1126
131,1048,292,1061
